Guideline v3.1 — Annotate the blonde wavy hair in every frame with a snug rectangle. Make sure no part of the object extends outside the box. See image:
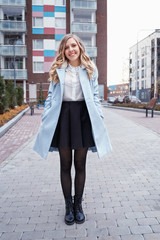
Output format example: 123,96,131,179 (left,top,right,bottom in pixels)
49,34,95,83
